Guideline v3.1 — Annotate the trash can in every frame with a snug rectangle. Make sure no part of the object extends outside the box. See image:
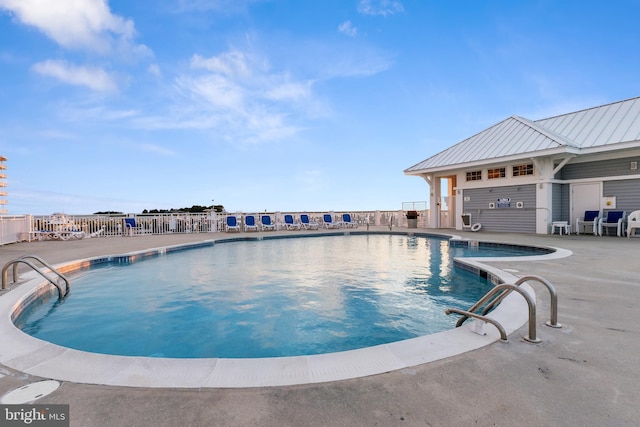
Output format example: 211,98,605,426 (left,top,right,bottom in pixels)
406,211,418,228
